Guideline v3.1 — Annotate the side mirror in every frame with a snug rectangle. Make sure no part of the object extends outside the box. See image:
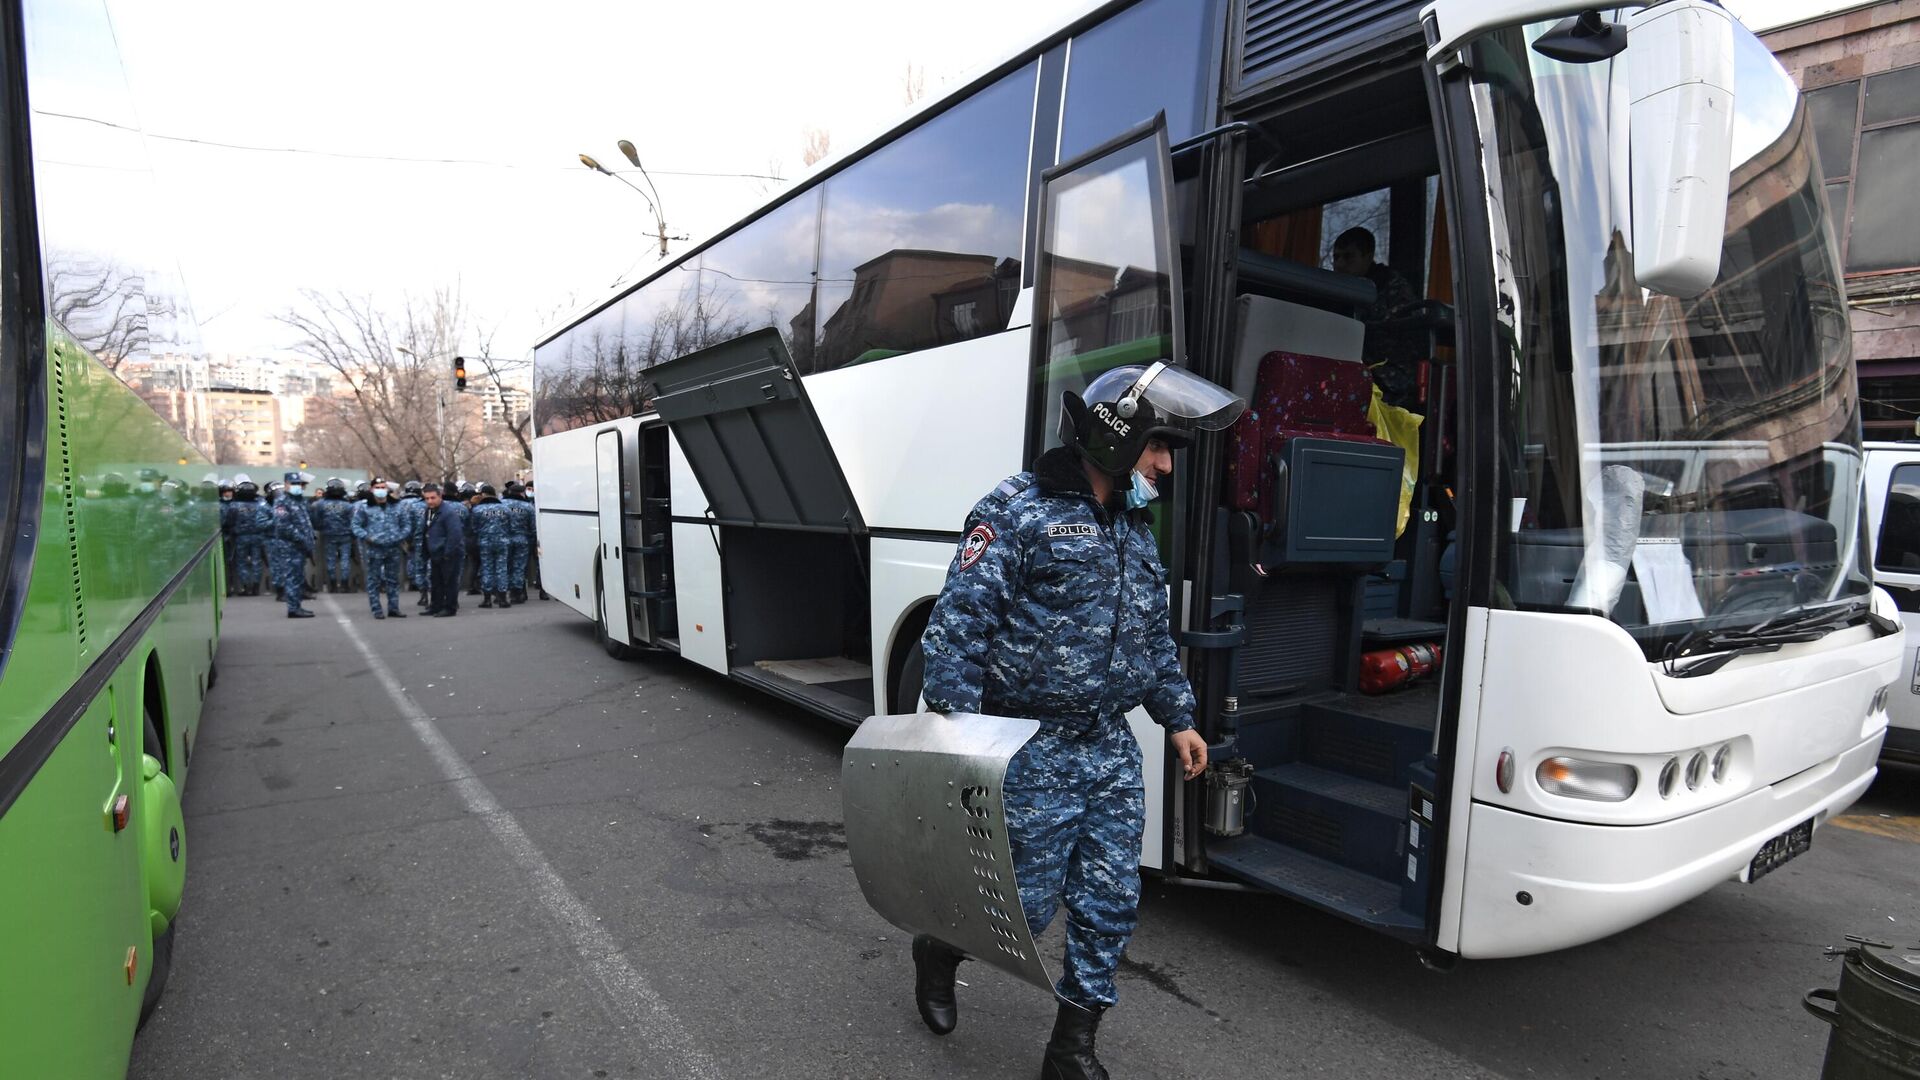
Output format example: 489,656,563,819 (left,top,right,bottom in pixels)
1626,0,1735,298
